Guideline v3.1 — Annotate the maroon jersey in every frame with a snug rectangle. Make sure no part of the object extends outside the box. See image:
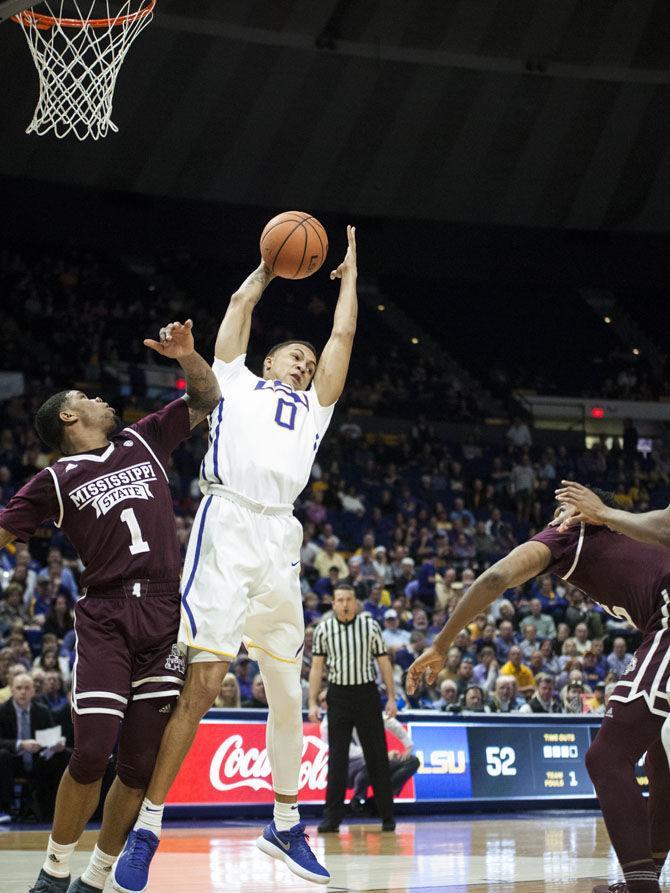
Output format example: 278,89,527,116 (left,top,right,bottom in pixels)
0,399,190,588
532,523,670,635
